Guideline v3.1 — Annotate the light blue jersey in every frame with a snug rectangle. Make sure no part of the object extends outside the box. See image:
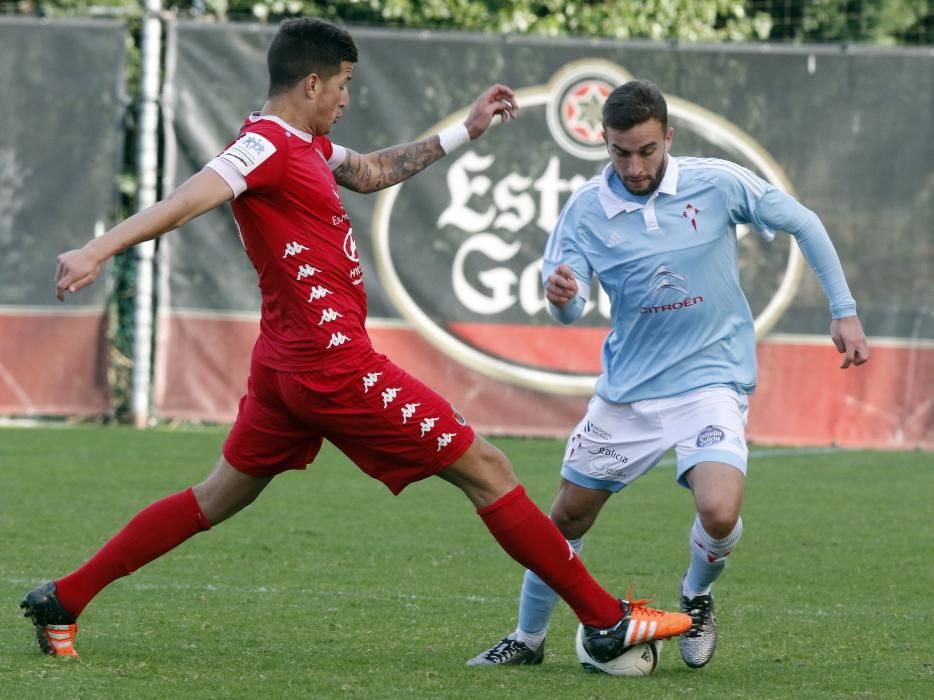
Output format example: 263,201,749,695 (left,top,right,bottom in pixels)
542,156,856,404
